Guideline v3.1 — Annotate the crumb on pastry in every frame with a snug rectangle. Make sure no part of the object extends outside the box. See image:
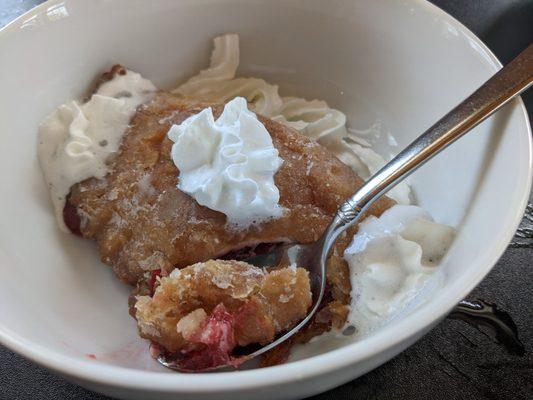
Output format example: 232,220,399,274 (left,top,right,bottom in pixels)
135,259,311,370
